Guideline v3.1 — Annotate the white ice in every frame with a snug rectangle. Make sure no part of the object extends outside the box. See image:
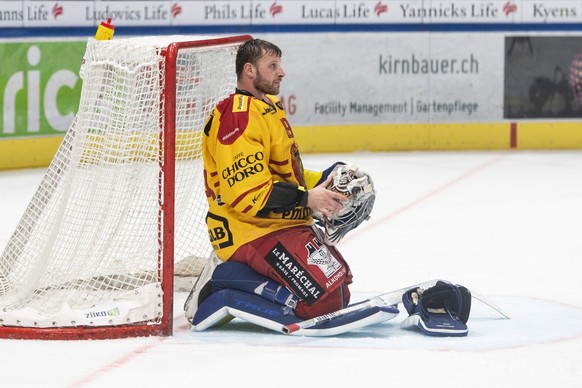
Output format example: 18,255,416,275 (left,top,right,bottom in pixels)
1,151,582,387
